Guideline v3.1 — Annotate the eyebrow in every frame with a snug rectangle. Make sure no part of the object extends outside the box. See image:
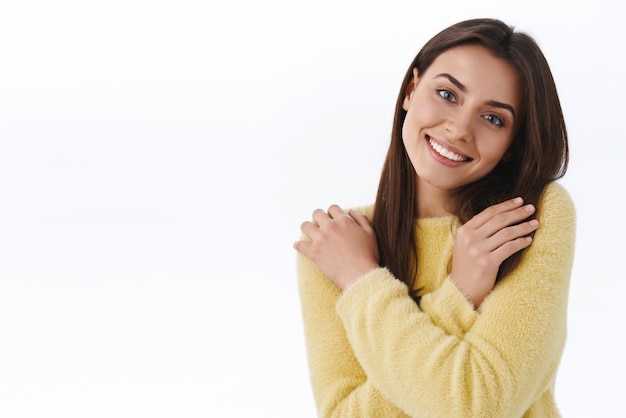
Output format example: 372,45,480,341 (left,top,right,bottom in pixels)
434,73,516,119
